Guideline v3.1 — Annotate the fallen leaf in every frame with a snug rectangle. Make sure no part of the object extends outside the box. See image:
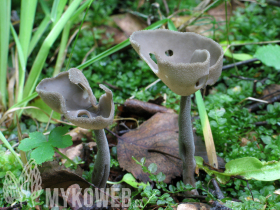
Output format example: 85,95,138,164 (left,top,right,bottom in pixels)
60,143,83,164
38,160,90,193
97,25,127,46
240,137,250,147
117,112,225,183
120,99,174,118
262,84,280,100
177,203,211,210
68,127,92,142
111,13,147,37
